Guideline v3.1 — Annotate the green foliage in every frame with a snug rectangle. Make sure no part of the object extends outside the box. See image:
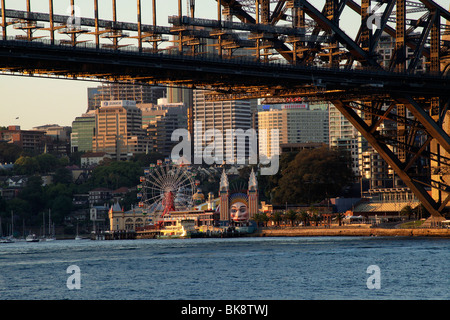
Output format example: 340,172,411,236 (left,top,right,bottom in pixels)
131,152,164,167
0,142,23,163
36,154,59,173
285,209,298,226
14,156,40,175
14,153,66,175
254,212,270,227
5,198,31,220
90,160,142,189
0,150,152,228
271,147,353,205
18,176,45,216
48,195,73,224
298,211,309,226
52,167,73,185
270,211,283,226
400,205,414,220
